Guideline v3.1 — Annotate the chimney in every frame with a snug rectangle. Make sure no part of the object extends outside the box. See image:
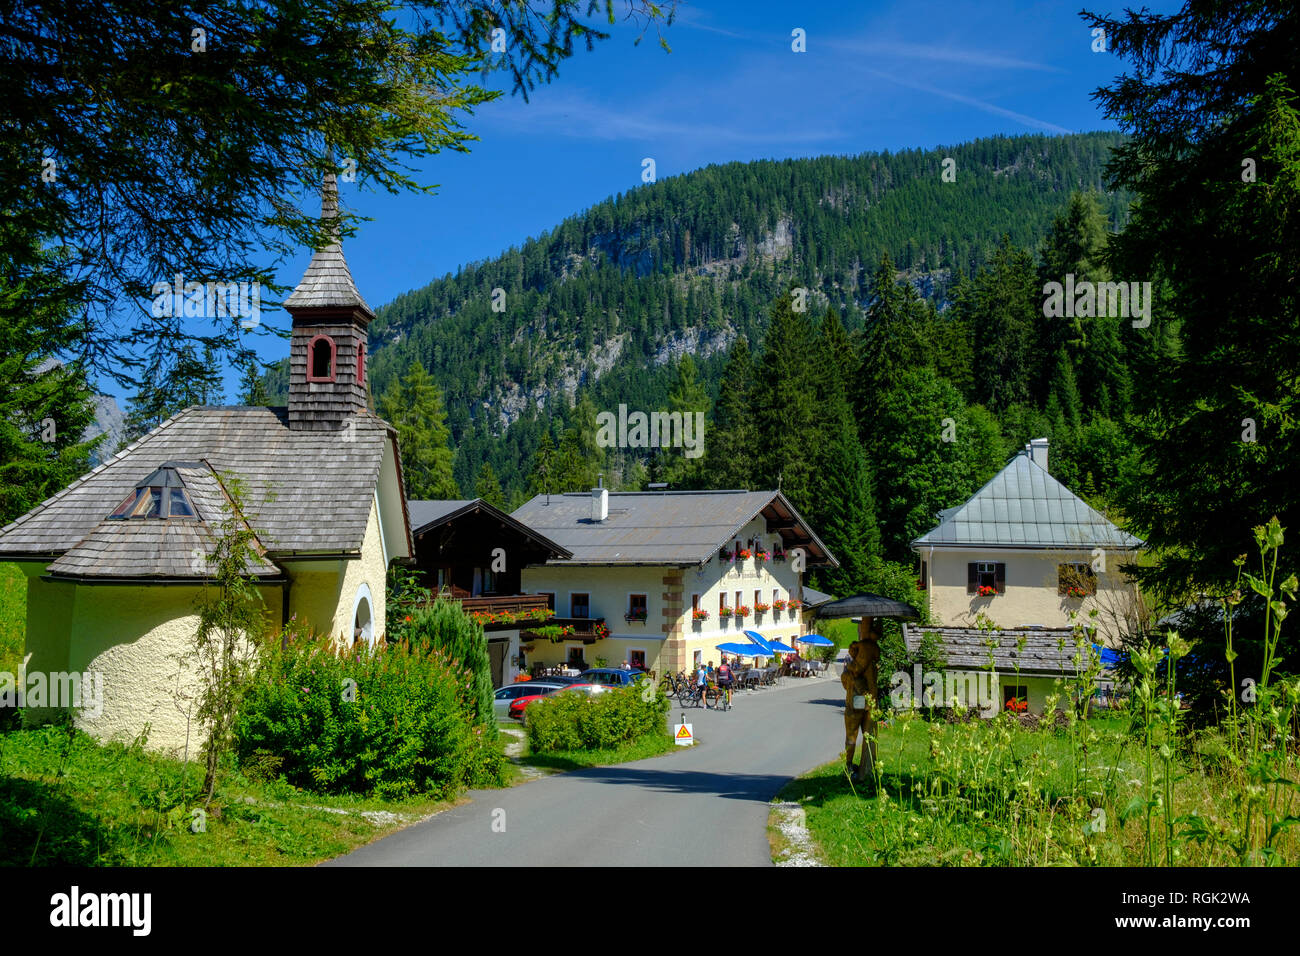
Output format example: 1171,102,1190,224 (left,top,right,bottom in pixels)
1026,437,1049,474
591,477,608,522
